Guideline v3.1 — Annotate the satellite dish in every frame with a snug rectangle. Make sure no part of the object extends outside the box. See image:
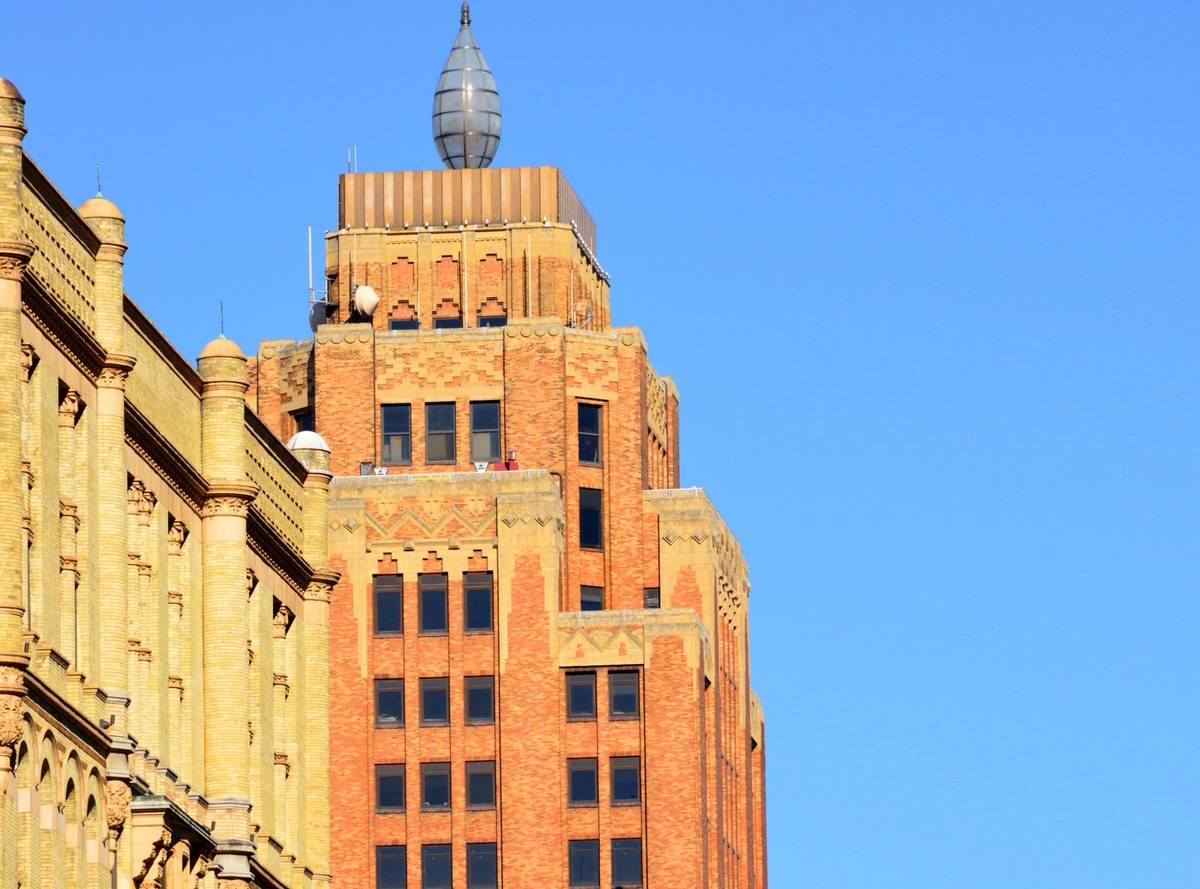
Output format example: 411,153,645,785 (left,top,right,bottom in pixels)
352,285,380,317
